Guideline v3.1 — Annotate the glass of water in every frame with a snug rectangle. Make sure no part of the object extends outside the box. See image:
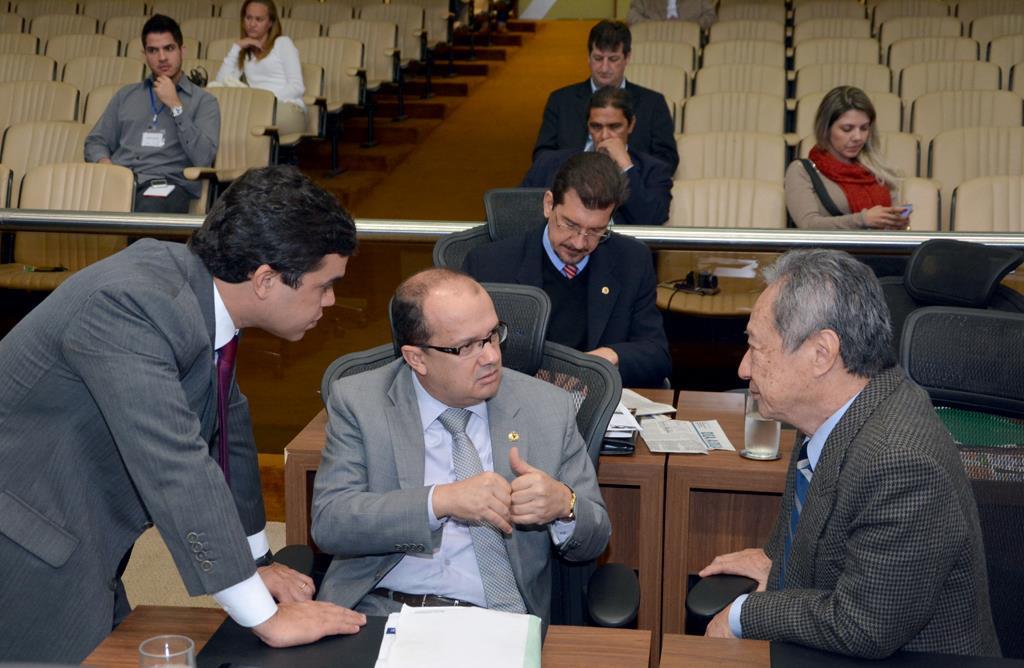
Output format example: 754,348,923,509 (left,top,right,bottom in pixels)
741,392,781,460
138,635,195,668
